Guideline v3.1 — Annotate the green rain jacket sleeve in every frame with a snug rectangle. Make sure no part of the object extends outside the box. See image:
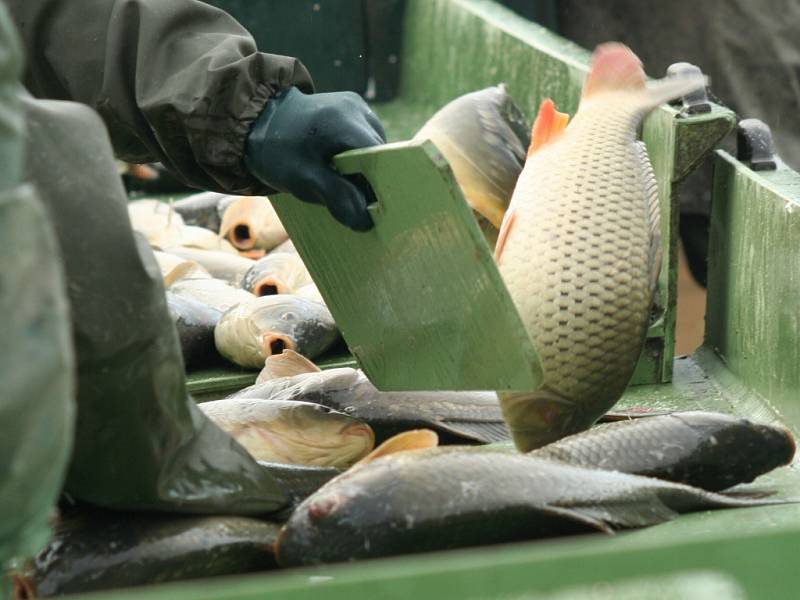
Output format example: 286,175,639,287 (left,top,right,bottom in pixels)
5,0,314,194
